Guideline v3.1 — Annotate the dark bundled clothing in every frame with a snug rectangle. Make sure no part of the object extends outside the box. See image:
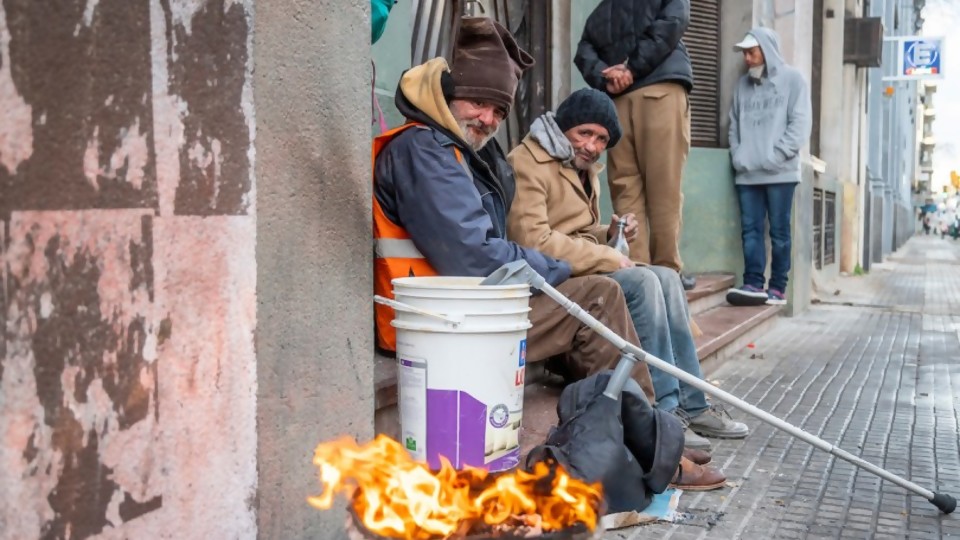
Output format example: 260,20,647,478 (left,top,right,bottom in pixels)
527,373,685,513
574,0,693,96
